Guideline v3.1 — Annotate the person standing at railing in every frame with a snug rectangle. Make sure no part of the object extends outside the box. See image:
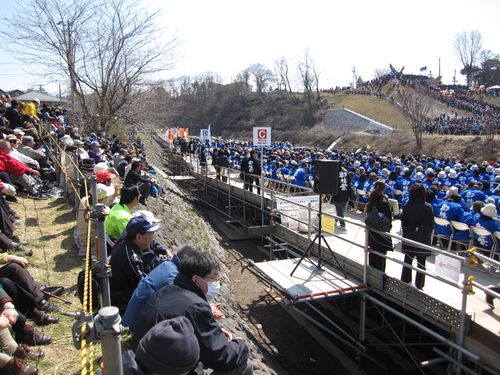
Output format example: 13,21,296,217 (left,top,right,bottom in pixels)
365,180,393,272
331,163,352,230
400,183,434,290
